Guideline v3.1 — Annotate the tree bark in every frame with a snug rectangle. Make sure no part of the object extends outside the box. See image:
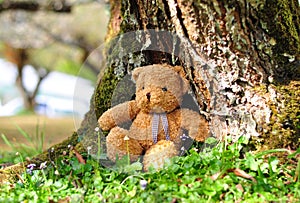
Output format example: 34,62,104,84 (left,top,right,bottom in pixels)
1,0,299,183
90,0,299,151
